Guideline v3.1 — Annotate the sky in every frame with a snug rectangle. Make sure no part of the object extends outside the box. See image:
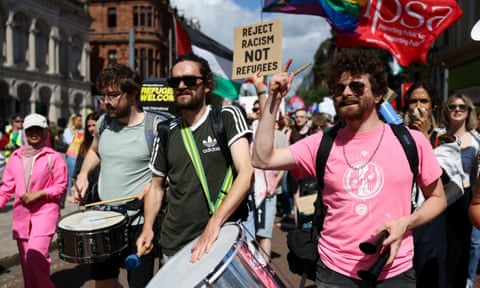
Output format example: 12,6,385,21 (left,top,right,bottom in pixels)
169,0,332,88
